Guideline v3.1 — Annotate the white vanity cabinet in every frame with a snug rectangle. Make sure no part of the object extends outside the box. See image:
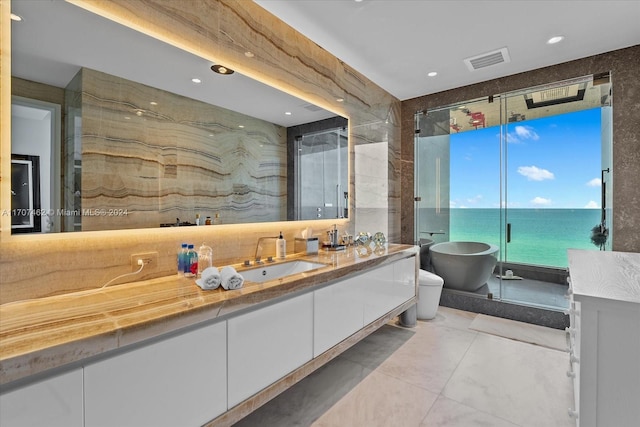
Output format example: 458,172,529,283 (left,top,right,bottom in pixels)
0,368,83,427
567,250,640,427
1,249,418,427
314,255,417,357
84,321,227,427
227,292,314,408
314,274,365,357
363,256,417,325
